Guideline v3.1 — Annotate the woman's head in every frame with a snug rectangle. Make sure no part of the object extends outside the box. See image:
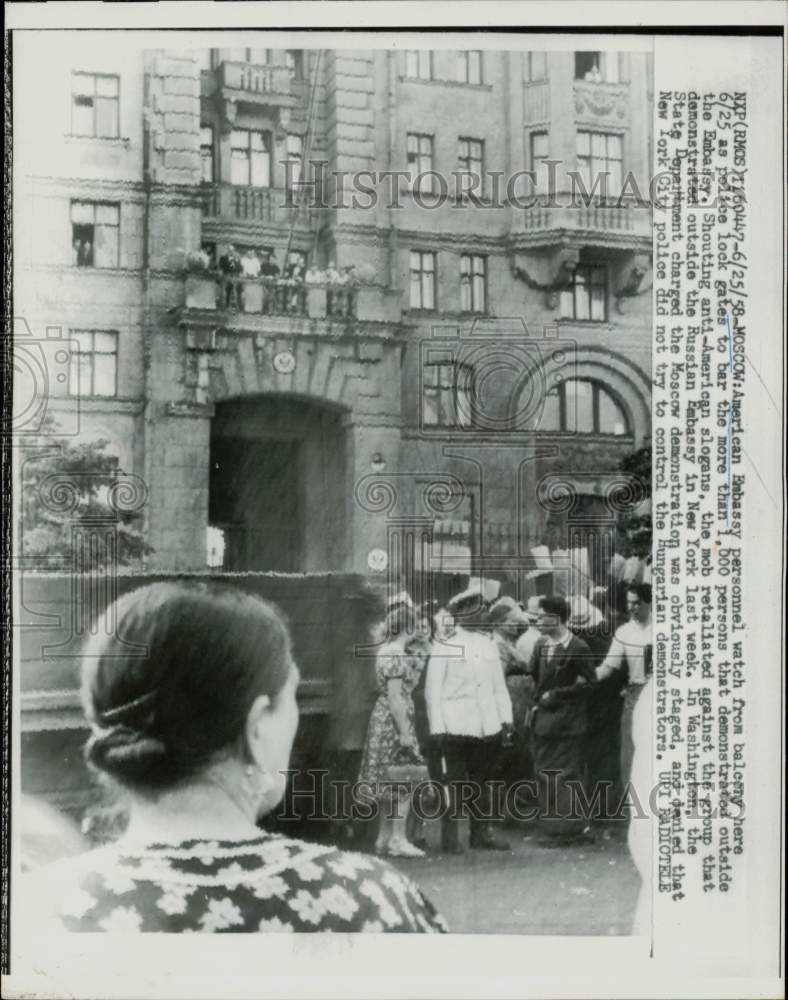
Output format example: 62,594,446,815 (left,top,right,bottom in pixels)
81,582,298,807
